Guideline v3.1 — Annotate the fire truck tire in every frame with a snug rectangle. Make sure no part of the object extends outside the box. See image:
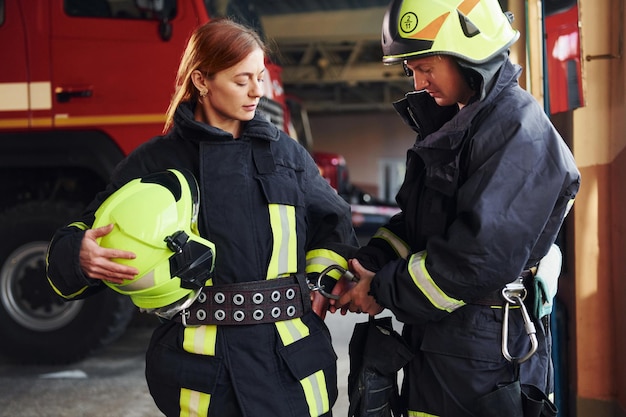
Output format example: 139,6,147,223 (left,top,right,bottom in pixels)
0,201,136,365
